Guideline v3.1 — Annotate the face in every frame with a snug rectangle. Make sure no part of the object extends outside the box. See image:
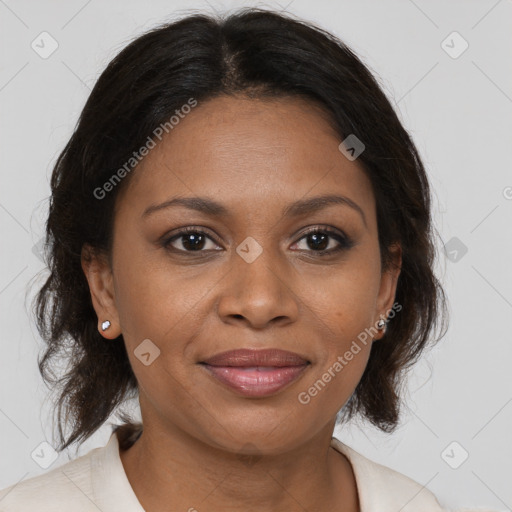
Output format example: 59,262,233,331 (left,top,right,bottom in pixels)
83,94,401,456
